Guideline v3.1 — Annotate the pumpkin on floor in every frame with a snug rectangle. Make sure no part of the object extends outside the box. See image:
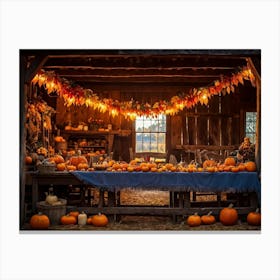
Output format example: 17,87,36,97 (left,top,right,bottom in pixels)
91,213,109,227
187,213,201,227
247,208,261,226
30,212,50,229
201,211,216,225
219,204,238,226
60,214,77,225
